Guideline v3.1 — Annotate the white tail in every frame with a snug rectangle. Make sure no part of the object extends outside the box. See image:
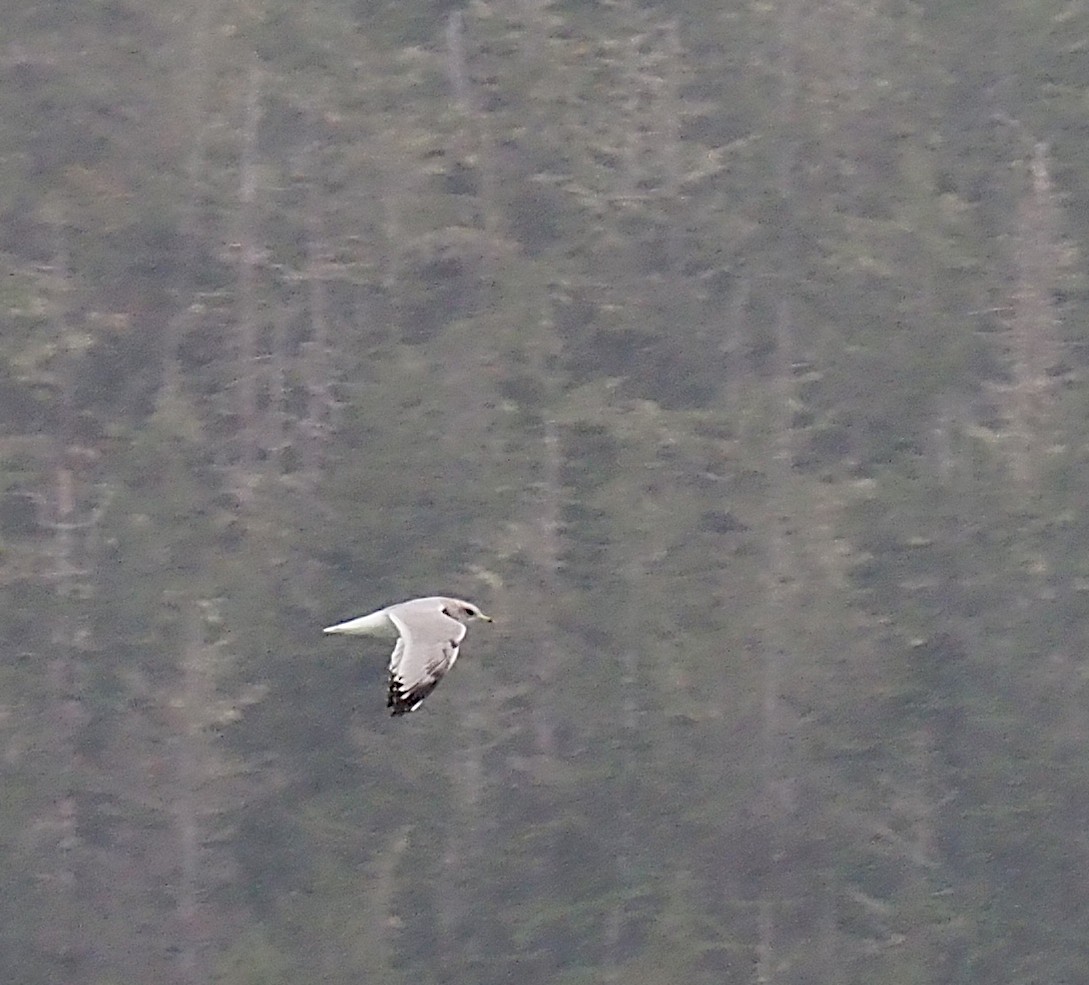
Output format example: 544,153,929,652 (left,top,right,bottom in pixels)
322,608,394,636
